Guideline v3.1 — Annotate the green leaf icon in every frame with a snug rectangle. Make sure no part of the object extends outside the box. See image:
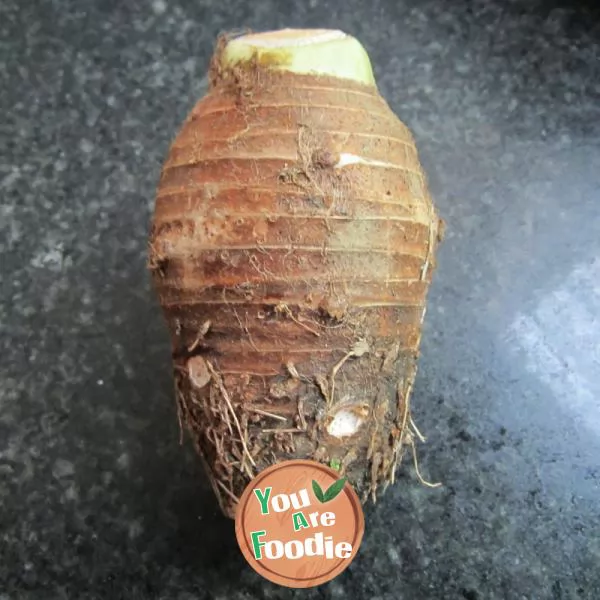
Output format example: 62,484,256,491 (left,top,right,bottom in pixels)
312,477,347,503
312,480,325,503
323,477,347,502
